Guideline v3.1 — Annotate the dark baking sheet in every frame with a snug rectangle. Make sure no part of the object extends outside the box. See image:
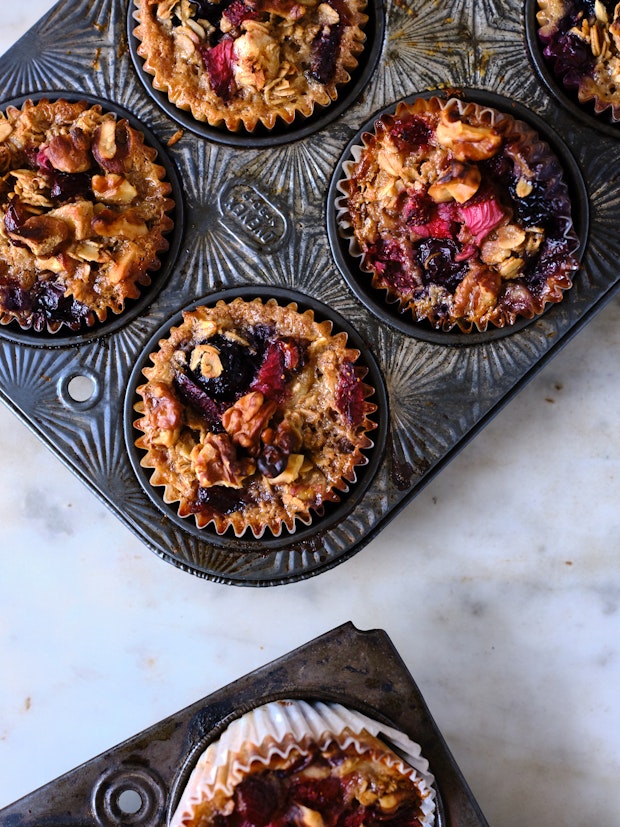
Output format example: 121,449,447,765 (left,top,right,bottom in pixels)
1,0,619,585
0,623,489,827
